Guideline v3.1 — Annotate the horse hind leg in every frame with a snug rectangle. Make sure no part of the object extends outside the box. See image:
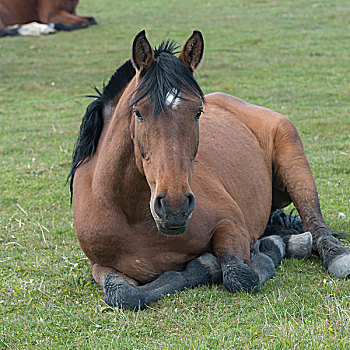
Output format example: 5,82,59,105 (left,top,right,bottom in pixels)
0,18,20,38
272,118,350,278
92,255,221,310
0,17,5,35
